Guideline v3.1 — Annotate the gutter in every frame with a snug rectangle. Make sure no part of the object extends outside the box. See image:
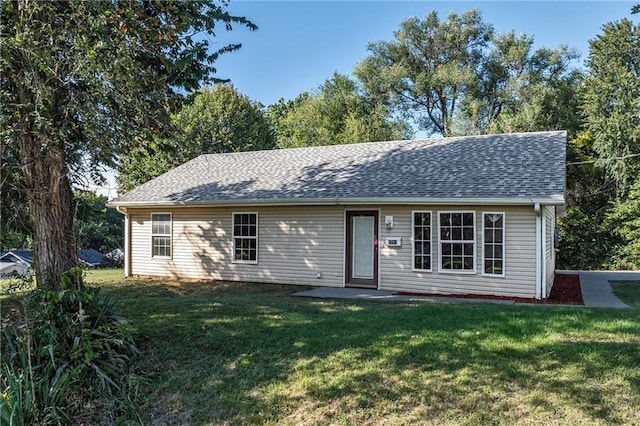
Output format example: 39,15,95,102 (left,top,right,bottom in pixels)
108,196,566,209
